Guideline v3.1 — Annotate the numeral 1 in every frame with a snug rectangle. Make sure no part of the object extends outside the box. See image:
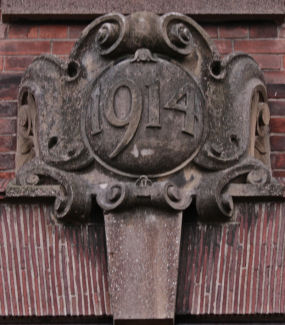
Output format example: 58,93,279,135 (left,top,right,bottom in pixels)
90,84,102,135
146,81,161,128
